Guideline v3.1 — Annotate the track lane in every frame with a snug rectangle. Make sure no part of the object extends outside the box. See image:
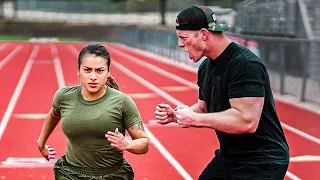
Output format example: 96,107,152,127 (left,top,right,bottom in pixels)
56,43,80,86
0,44,31,126
106,44,320,179
0,43,16,61
284,128,320,179
99,45,221,179
33,43,54,61
0,42,319,179
0,43,63,179
58,42,320,180
68,44,186,180
109,43,320,140
107,44,197,83
276,101,320,138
